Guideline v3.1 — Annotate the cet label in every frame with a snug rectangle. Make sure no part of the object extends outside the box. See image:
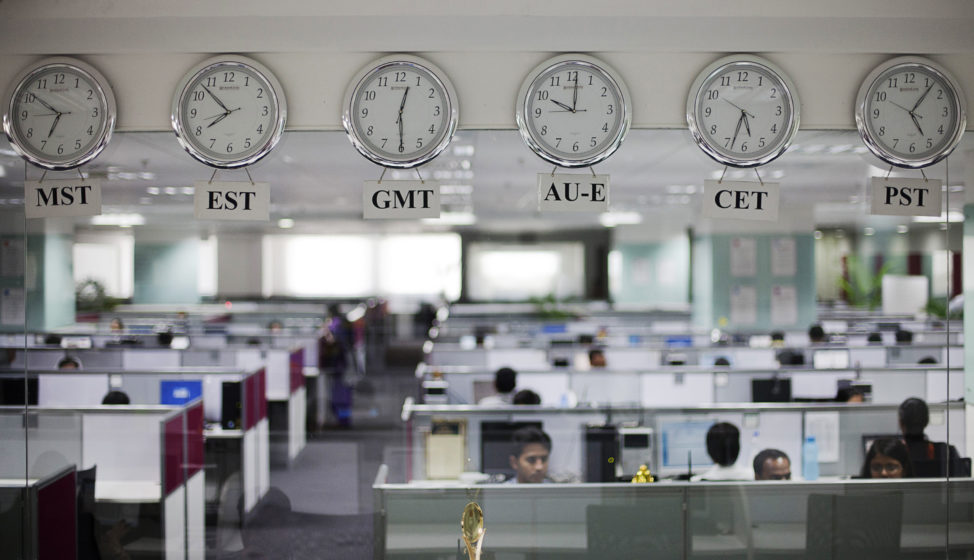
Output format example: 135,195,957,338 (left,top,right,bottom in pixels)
702,180,780,222
537,174,609,212
194,181,270,221
870,177,942,217
24,178,102,219
363,181,440,219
